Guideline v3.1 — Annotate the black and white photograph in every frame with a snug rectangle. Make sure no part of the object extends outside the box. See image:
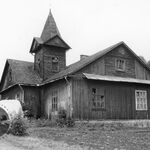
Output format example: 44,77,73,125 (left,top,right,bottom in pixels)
0,0,150,149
